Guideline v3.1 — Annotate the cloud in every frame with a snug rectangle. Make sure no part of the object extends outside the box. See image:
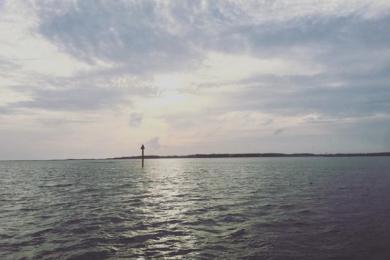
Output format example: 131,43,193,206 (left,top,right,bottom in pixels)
0,74,158,113
35,1,201,73
32,1,390,76
145,137,161,150
0,57,20,72
1,85,148,113
10,86,128,111
14,1,390,119
1,0,390,158
129,113,143,127
220,68,390,118
274,128,285,135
